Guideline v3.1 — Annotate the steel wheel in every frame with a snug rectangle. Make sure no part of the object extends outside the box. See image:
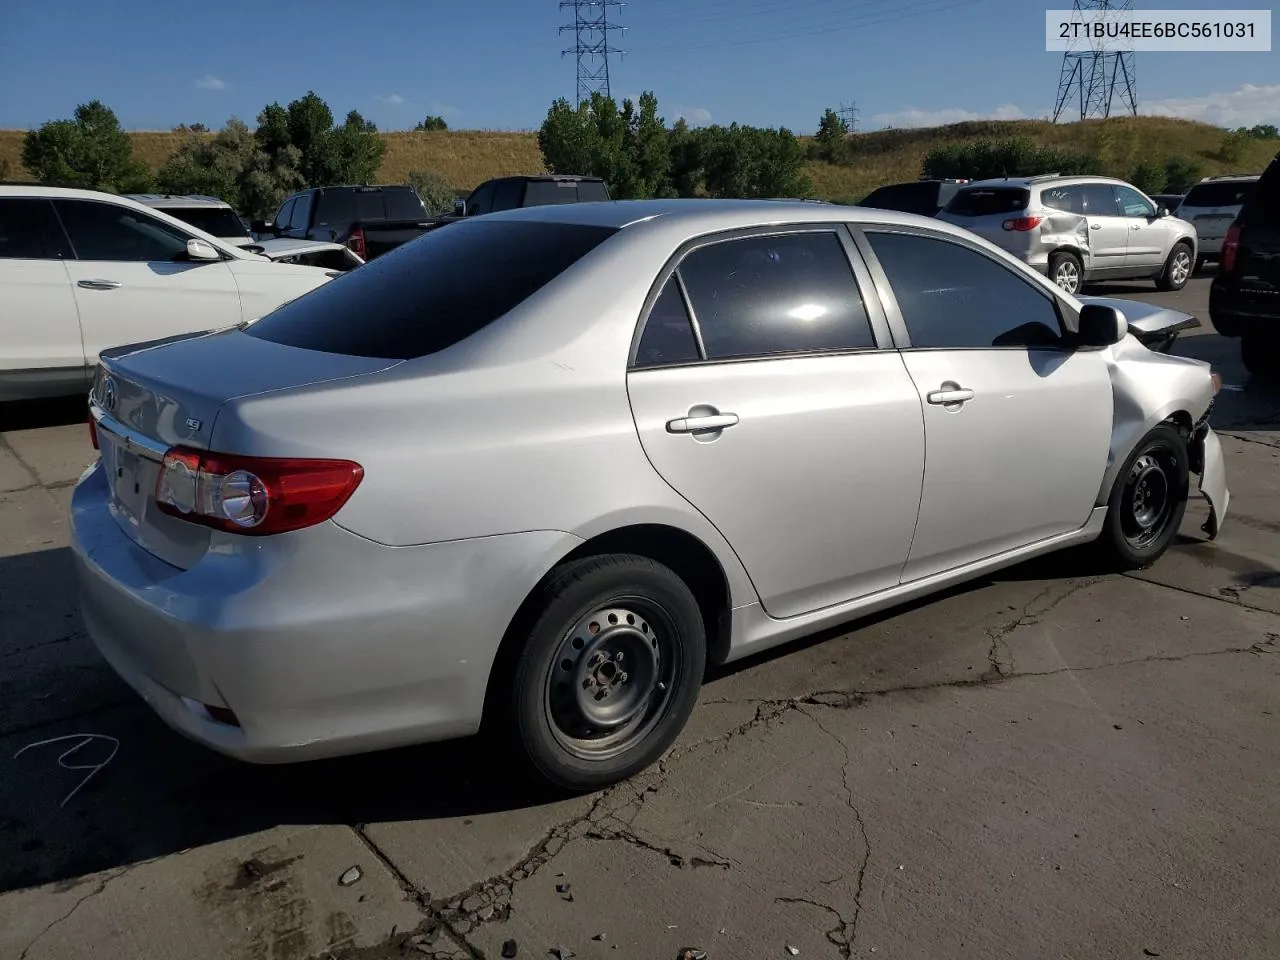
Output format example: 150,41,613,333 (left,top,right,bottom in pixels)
1170,249,1191,287
542,600,681,761
1053,258,1081,294
1119,450,1177,549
